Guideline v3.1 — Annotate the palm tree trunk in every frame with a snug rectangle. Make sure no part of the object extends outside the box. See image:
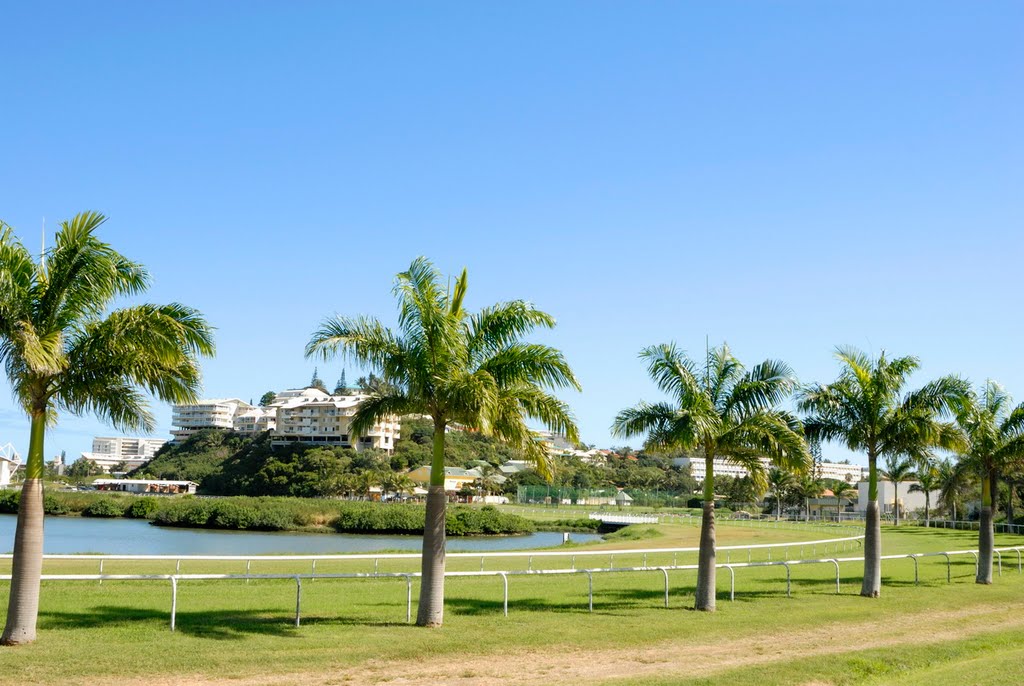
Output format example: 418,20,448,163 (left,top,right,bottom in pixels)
2,412,46,645
977,472,994,585
861,453,882,598
416,419,448,626
776,495,780,522
893,482,900,527
694,454,716,611
924,493,930,528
